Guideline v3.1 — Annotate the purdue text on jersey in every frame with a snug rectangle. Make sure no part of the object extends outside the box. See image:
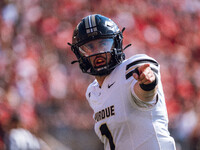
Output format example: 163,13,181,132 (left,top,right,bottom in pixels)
94,105,115,122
